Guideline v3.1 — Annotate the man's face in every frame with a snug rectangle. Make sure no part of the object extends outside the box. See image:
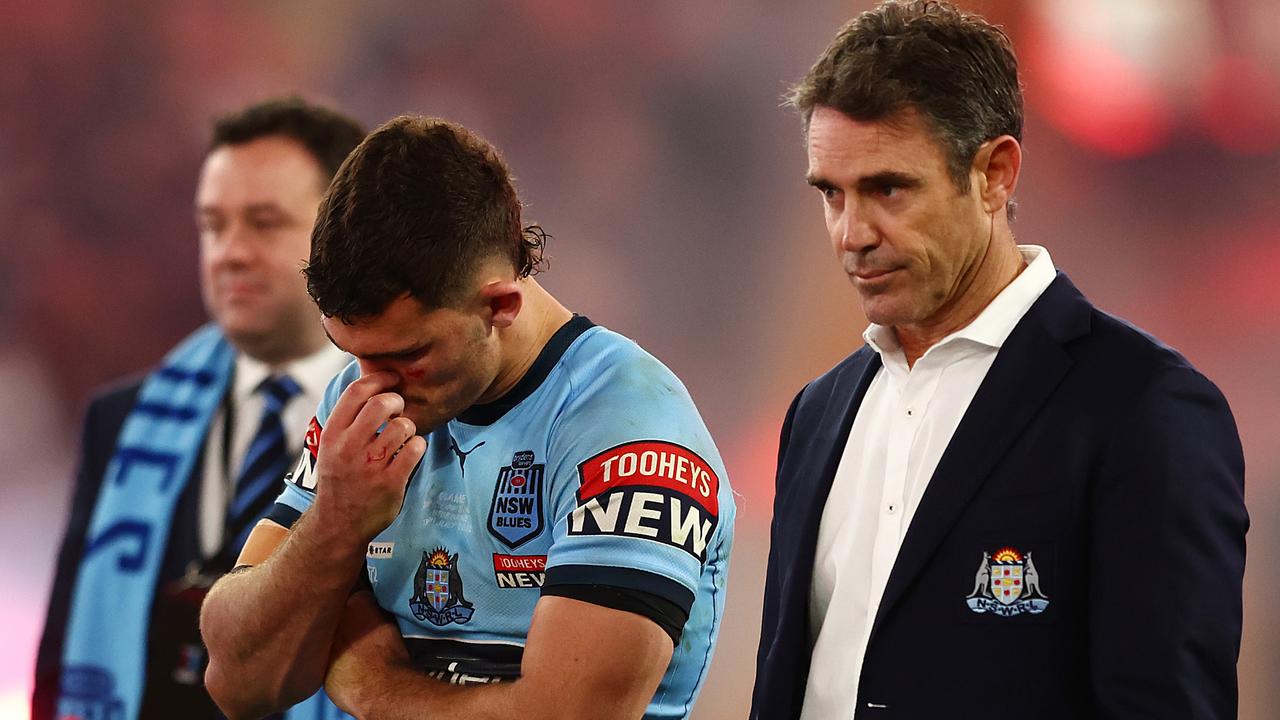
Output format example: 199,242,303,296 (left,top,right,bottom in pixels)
805,105,991,331
323,295,501,433
196,136,327,363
